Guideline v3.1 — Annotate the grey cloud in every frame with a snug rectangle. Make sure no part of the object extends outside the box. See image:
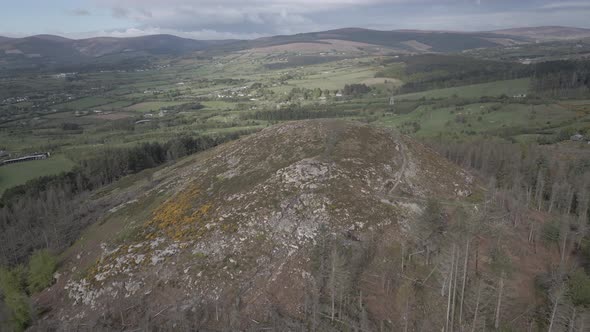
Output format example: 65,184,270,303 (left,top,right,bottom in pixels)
68,9,91,16
112,7,130,18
